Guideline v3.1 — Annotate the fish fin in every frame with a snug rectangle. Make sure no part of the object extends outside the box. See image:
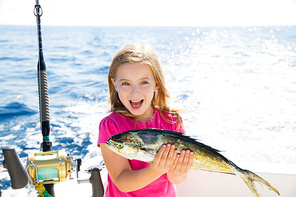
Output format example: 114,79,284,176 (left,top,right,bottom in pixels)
239,169,280,197
130,128,221,153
